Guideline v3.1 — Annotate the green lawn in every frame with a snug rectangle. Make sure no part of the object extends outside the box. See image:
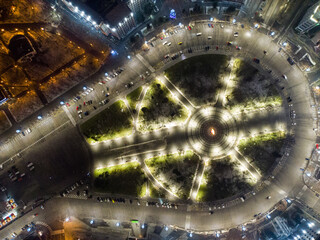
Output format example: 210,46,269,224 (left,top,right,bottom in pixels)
238,132,286,175
148,181,167,198
126,86,143,111
165,54,228,105
227,59,282,110
197,157,253,202
145,150,199,199
138,80,188,132
94,162,147,196
80,100,133,143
